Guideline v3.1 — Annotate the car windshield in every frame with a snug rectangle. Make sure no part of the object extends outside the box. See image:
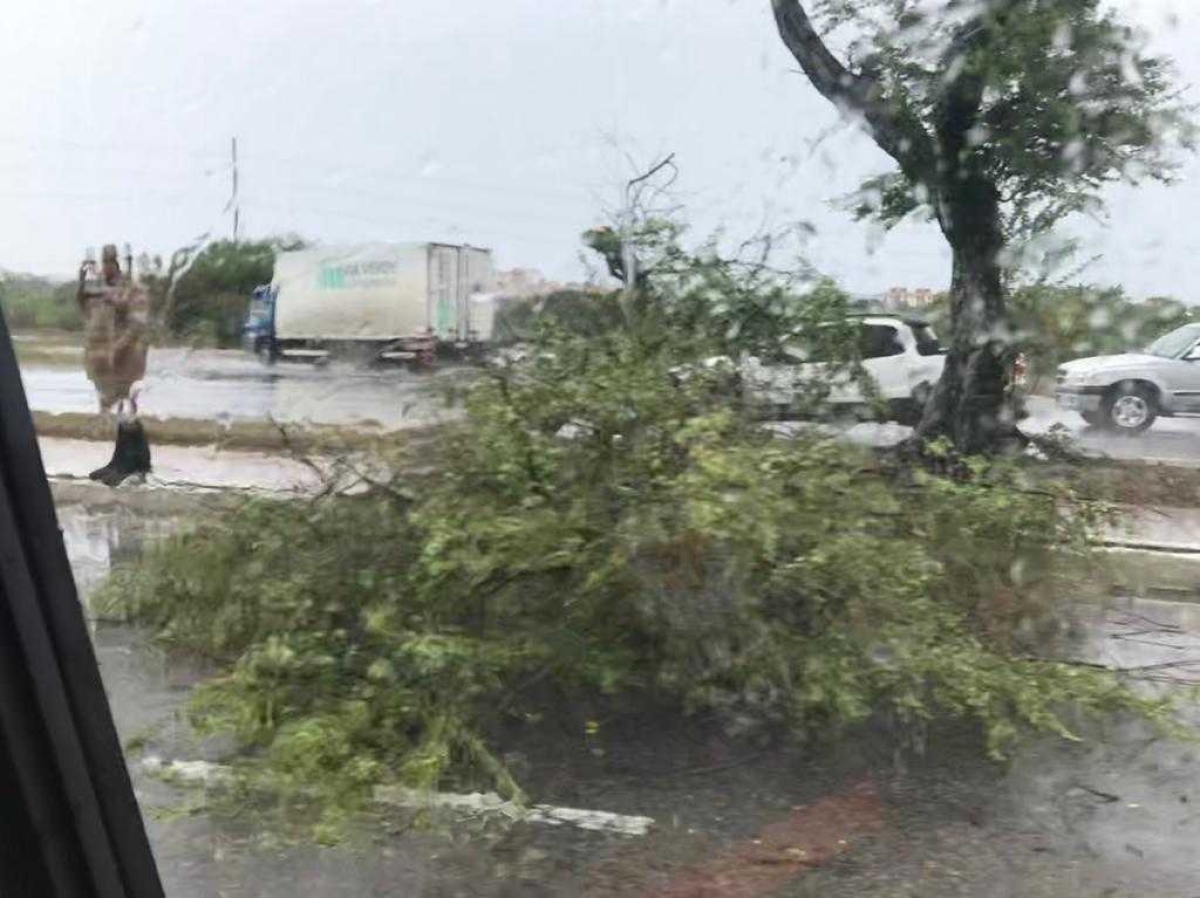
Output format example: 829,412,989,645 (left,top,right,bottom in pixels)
9,1,1200,896
1146,324,1200,358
